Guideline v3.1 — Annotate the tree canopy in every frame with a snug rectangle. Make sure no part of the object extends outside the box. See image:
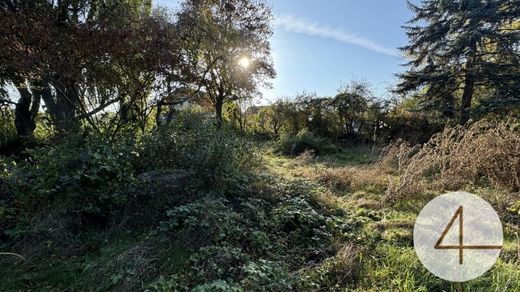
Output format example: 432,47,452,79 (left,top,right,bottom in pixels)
396,0,520,124
176,0,276,126
0,0,276,137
